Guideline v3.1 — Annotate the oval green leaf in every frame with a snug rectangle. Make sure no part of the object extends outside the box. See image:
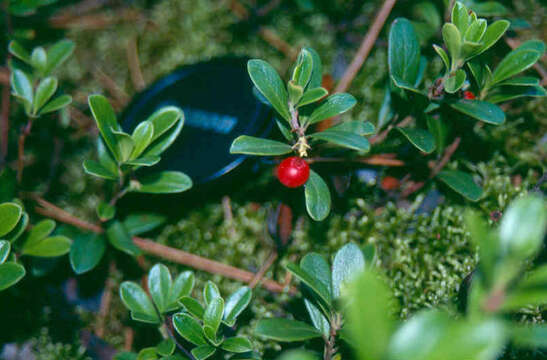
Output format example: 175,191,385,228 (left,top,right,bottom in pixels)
396,127,436,154
247,59,290,121
0,202,22,237
134,171,192,194
308,93,357,125
69,233,106,274
230,135,293,156
304,170,331,221
449,100,505,125
255,318,323,342
437,170,483,201
0,262,26,291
